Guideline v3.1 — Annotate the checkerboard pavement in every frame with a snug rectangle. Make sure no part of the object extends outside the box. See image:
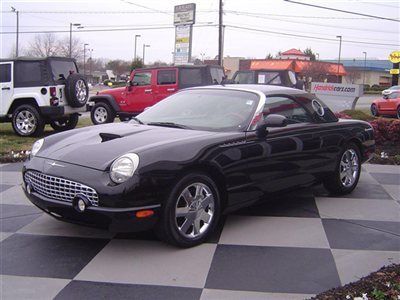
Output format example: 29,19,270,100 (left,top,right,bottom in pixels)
1,162,399,300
